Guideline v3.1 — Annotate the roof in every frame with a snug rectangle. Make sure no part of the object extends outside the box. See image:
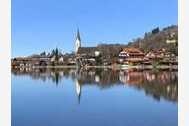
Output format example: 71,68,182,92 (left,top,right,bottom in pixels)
122,48,144,54
28,54,51,58
77,47,99,55
76,29,81,41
